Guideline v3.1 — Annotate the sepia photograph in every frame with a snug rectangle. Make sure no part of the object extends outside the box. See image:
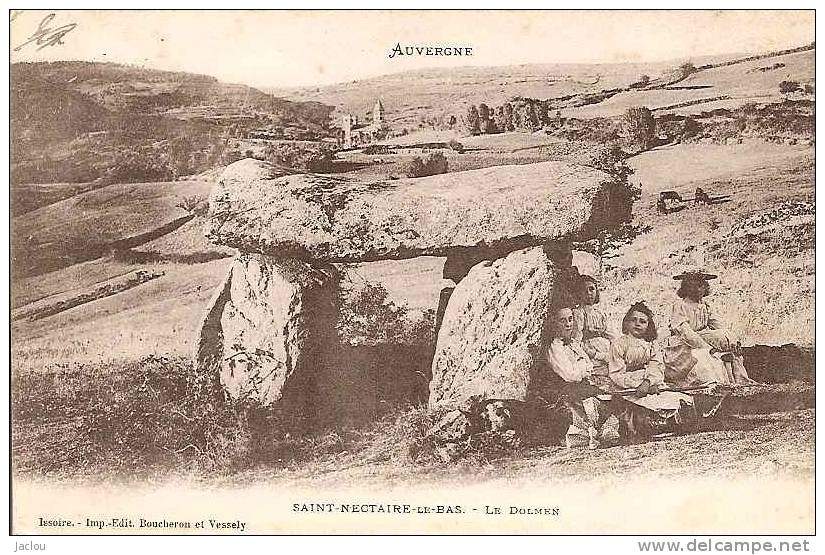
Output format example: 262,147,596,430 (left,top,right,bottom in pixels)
8,9,816,537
